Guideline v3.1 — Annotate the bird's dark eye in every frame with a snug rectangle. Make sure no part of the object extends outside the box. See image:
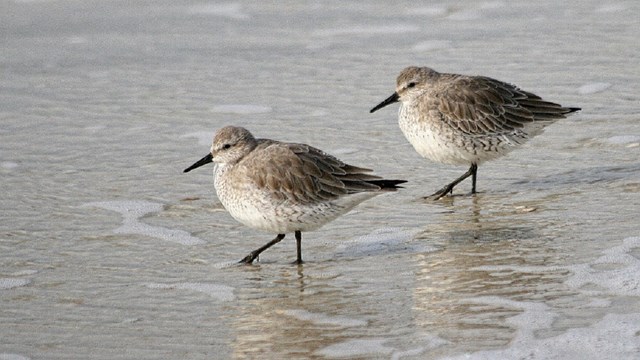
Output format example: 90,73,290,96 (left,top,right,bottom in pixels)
222,144,231,150
407,82,416,88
